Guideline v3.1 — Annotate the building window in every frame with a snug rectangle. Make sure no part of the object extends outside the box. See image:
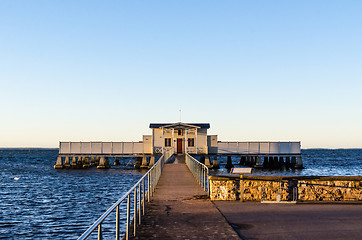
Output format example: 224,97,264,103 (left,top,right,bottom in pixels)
165,138,171,147
188,138,195,147
178,129,182,135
